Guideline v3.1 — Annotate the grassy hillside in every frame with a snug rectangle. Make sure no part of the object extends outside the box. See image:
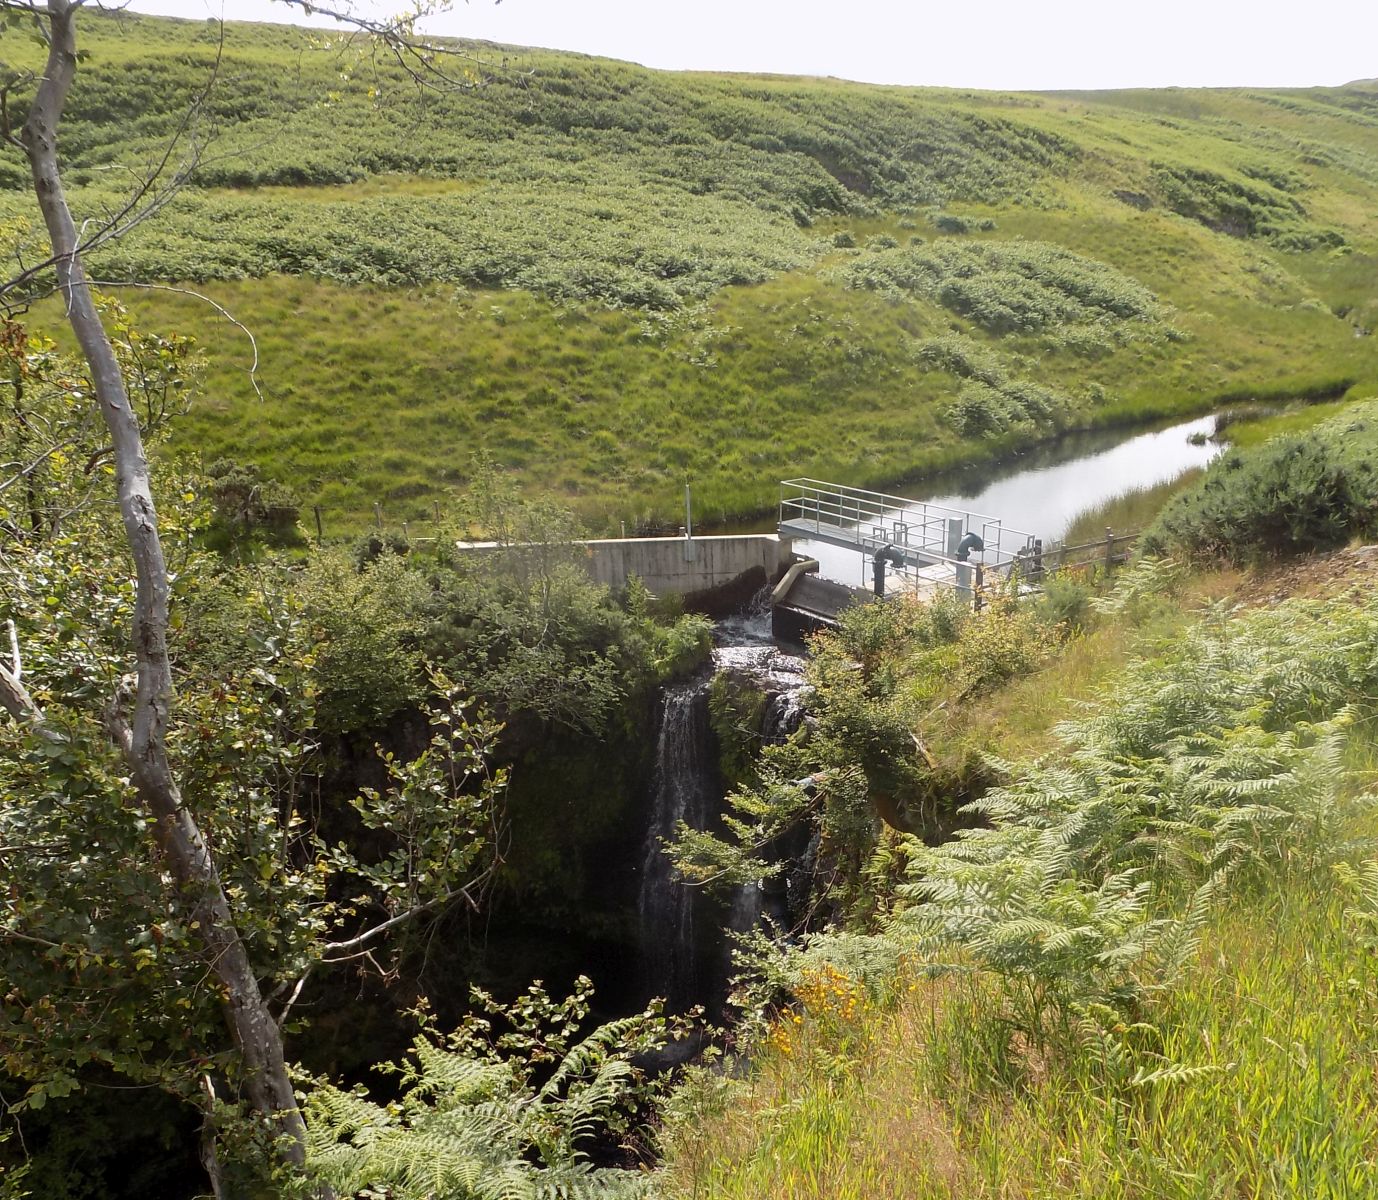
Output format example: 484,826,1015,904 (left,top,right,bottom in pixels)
657,548,1378,1198
2,12,1377,529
